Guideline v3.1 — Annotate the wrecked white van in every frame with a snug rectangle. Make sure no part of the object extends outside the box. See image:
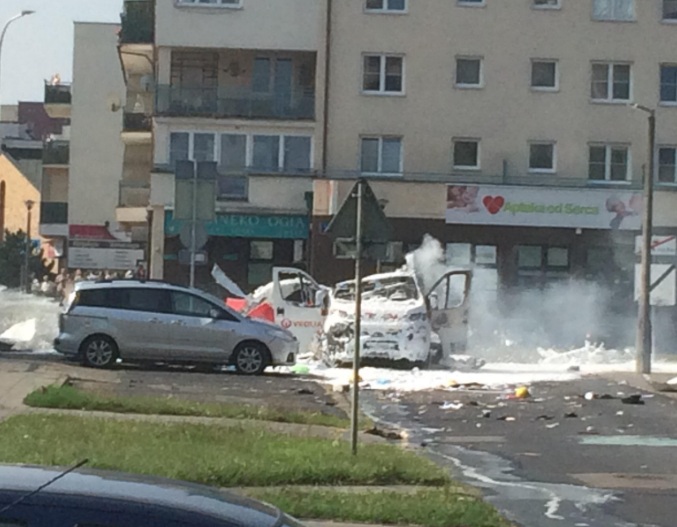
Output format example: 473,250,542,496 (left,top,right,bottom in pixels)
214,265,474,368
321,269,472,367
